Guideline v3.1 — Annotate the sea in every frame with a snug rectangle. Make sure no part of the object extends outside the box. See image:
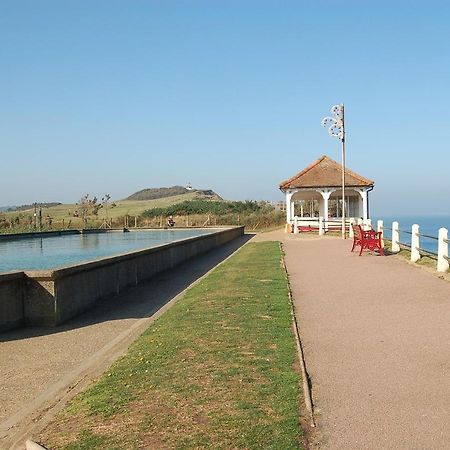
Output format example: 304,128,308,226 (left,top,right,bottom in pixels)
375,215,450,254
